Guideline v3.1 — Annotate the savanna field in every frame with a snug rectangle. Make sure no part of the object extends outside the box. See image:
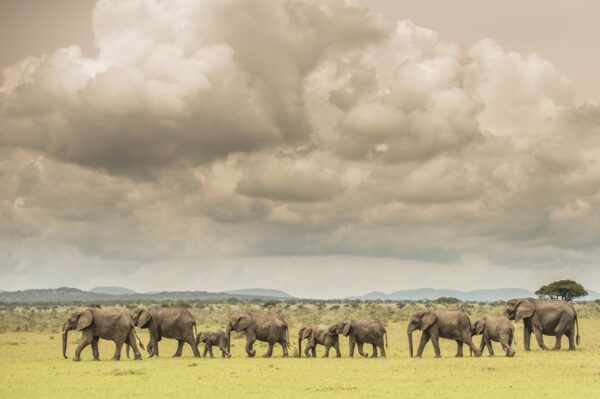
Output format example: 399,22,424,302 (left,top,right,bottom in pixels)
1,302,600,399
